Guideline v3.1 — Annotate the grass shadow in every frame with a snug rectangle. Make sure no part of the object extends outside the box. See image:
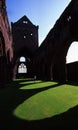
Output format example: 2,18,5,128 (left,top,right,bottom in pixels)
66,81,78,87
29,105,78,129
0,79,78,129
